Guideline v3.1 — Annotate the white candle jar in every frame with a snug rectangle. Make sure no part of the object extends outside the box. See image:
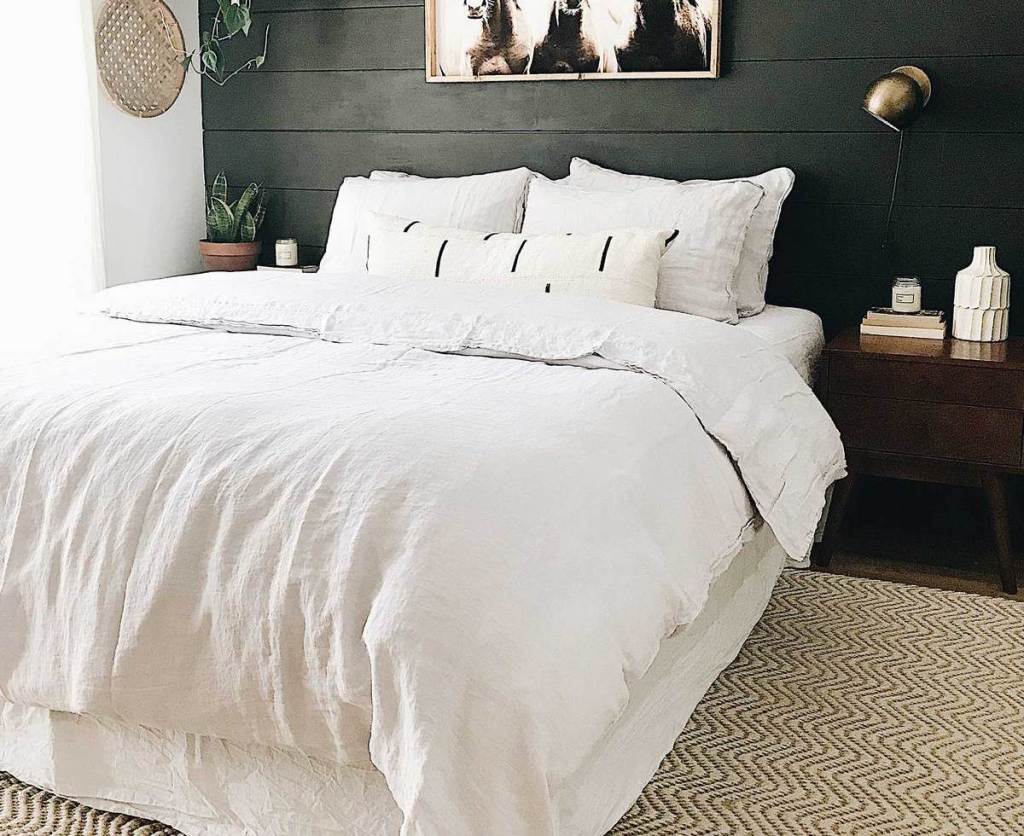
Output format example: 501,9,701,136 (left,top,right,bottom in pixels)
276,238,299,267
891,277,922,313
